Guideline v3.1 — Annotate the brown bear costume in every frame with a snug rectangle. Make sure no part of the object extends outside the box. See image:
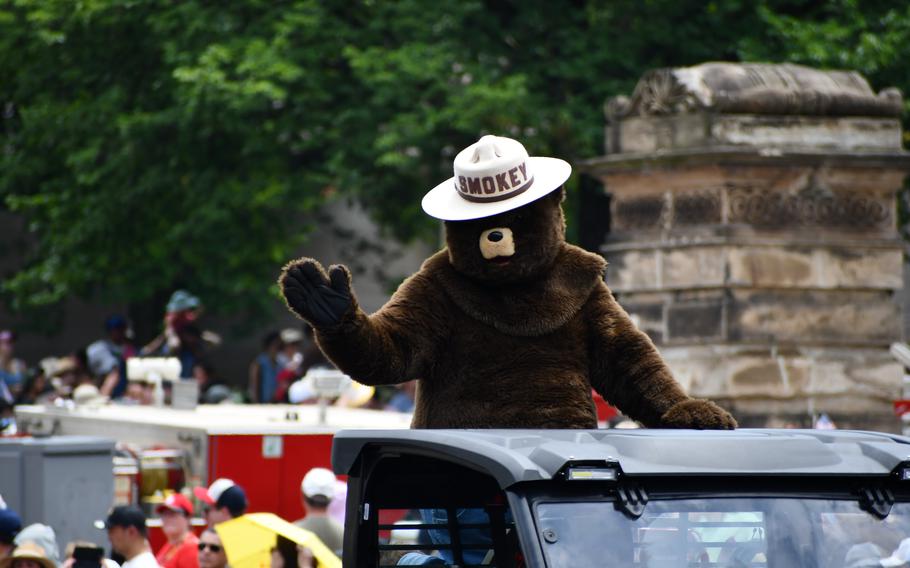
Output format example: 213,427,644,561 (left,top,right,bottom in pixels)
280,135,736,430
